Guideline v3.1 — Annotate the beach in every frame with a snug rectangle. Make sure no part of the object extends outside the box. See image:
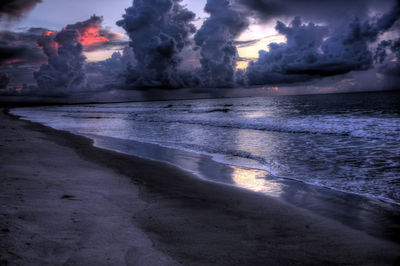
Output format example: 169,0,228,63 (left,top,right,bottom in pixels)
1,109,400,265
